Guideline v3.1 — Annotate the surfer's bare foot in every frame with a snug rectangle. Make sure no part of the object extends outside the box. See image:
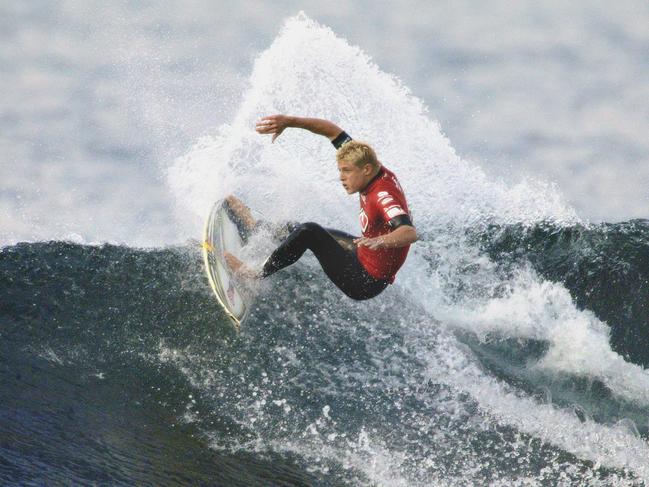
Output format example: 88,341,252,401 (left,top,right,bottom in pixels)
225,195,256,231
224,251,259,280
